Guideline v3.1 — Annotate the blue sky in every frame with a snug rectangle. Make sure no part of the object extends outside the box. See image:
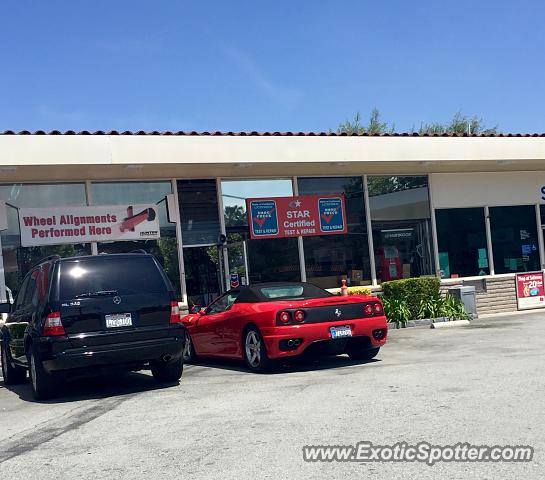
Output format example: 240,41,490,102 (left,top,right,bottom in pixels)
1,1,544,133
